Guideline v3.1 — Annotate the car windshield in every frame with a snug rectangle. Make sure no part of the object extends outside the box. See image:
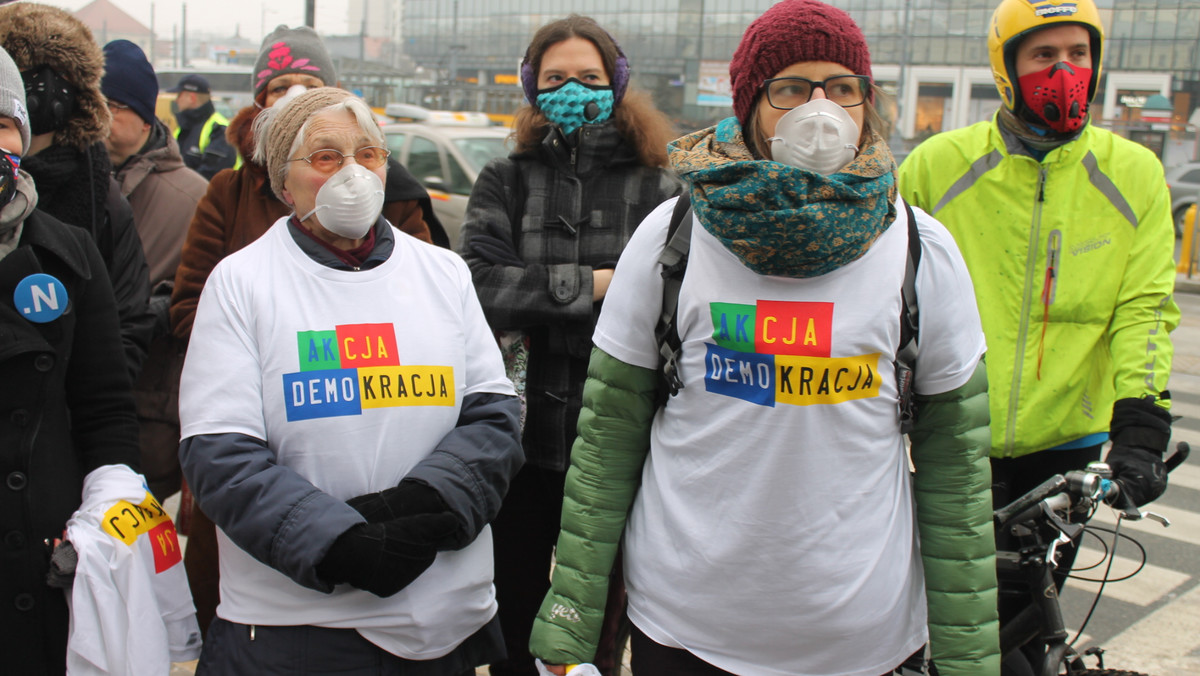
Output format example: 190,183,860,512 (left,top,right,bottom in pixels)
452,136,509,173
